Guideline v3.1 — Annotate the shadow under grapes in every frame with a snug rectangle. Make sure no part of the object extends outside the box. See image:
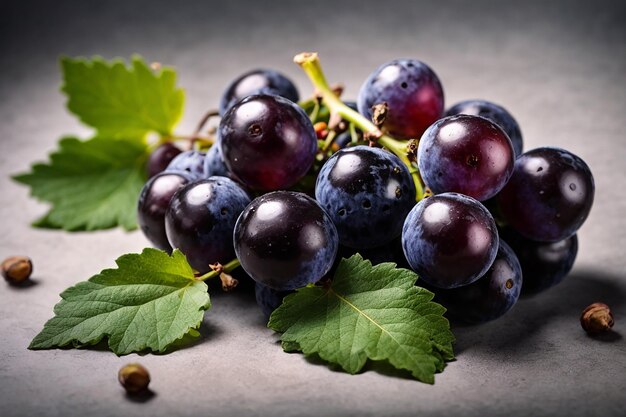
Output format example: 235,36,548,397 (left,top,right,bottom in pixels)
452,268,625,356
